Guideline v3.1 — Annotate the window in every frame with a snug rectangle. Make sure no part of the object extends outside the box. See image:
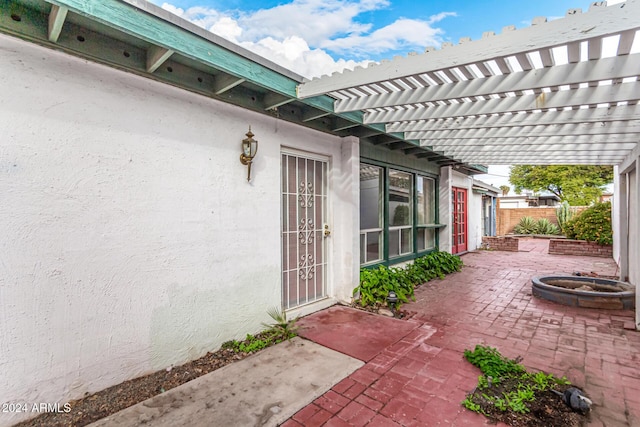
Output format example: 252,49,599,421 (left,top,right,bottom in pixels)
389,170,413,258
359,165,383,264
417,176,436,251
359,163,438,266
